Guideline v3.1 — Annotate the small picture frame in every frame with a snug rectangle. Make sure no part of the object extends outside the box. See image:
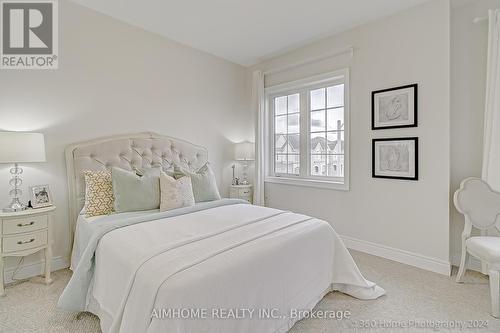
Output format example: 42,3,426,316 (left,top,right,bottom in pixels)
30,184,53,208
372,84,417,130
372,137,418,181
